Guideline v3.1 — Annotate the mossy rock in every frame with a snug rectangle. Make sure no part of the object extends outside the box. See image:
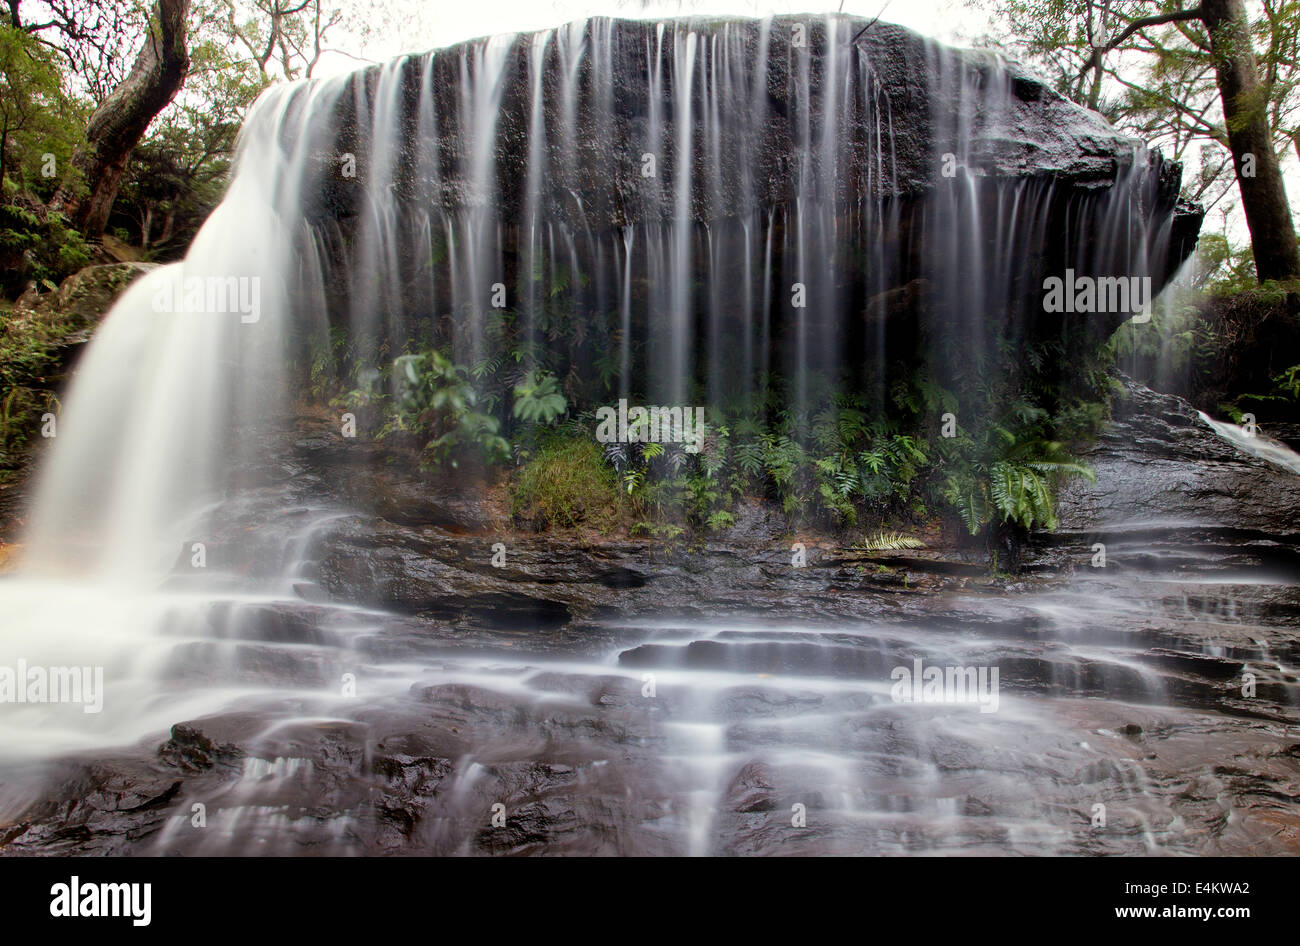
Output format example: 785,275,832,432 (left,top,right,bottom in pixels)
29,261,157,328
6,262,157,378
